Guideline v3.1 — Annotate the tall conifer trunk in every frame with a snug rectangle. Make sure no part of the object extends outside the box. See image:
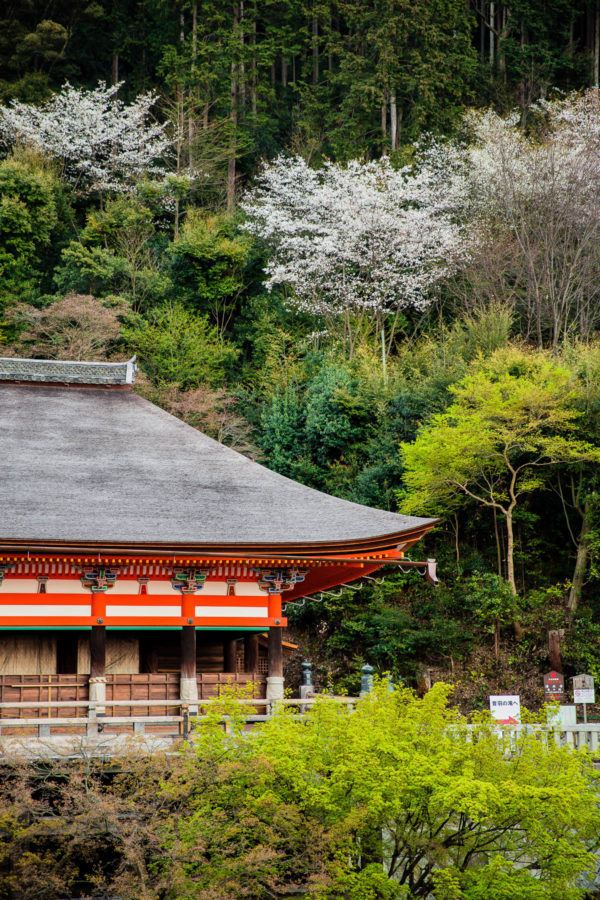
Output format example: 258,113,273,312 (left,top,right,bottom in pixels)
595,0,600,87
189,0,198,170
240,0,246,111
250,4,257,116
390,93,397,151
227,2,240,211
